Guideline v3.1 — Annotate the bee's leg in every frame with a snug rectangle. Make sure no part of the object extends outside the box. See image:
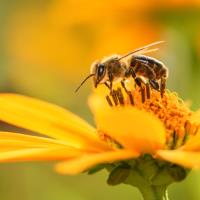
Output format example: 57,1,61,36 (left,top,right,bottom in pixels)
134,61,157,96
108,81,119,106
121,80,129,94
146,83,151,99
104,82,110,90
111,90,119,106
104,83,114,106
124,68,135,105
134,77,146,103
160,77,166,98
115,88,125,105
128,67,146,102
106,80,116,104
149,79,160,91
135,75,153,99
109,81,113,95
120,80,134,105
105,95,113,107
126,67,136,79
134,77,142,87
127,67,139,88
108,69,114,95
